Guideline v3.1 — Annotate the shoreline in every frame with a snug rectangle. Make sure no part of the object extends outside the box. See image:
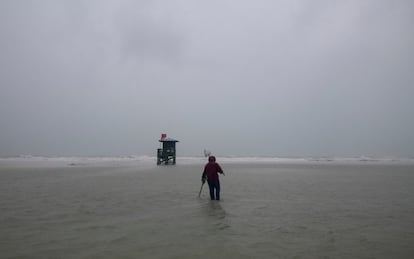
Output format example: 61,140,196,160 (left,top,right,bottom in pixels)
1,156,414,168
